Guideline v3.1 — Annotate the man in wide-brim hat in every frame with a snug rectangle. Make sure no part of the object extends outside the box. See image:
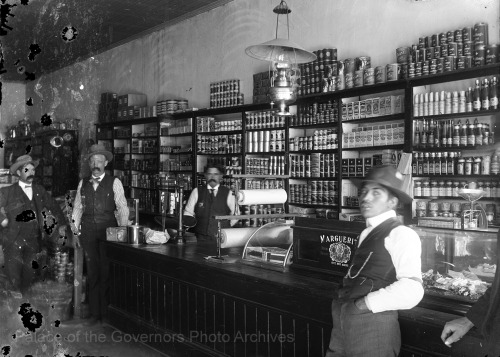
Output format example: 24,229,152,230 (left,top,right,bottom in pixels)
326,165,424,356
0,154,67,297
71,143,129,326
